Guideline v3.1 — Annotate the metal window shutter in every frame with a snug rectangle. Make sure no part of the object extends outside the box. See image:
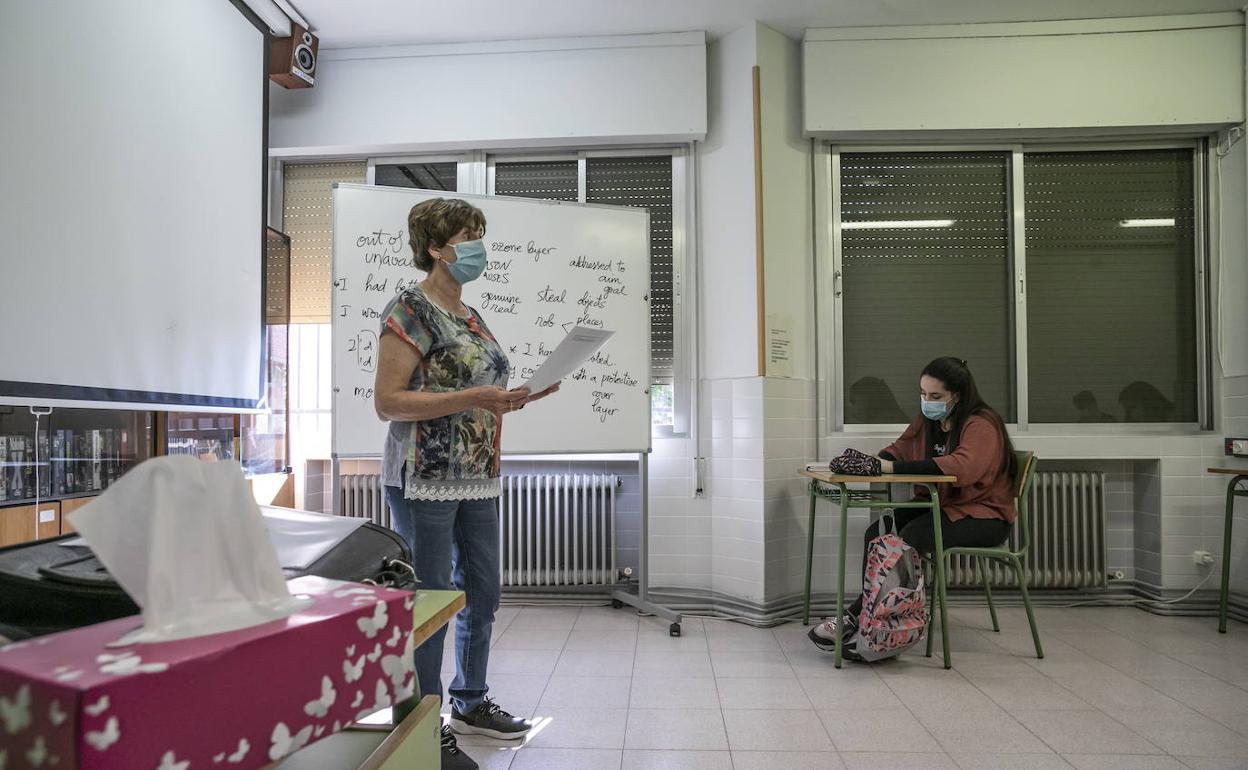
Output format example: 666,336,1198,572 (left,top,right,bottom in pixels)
282,161,367,324
1024,149,1197,423
840,152,1014,422
586,156,675,383
264,228,291,325
374,162,457,191
494,160,578,201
